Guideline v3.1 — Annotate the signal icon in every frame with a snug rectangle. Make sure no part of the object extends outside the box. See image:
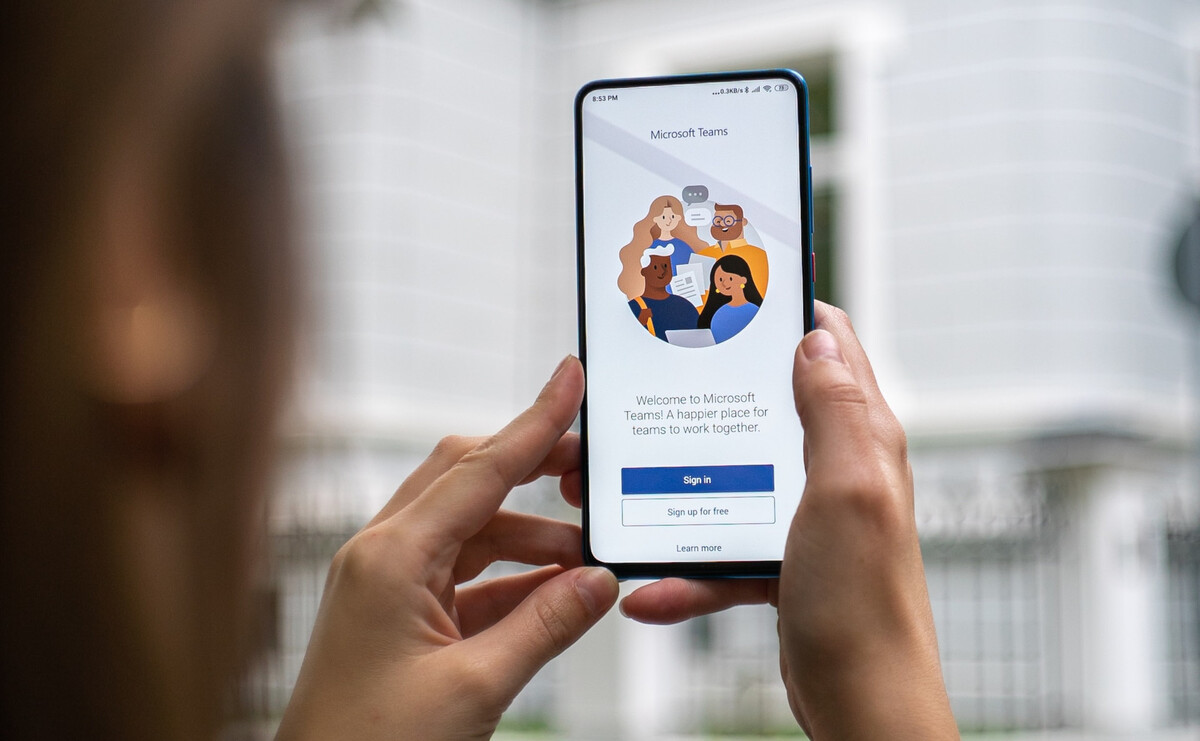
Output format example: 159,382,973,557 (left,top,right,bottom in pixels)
751,85,761,93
